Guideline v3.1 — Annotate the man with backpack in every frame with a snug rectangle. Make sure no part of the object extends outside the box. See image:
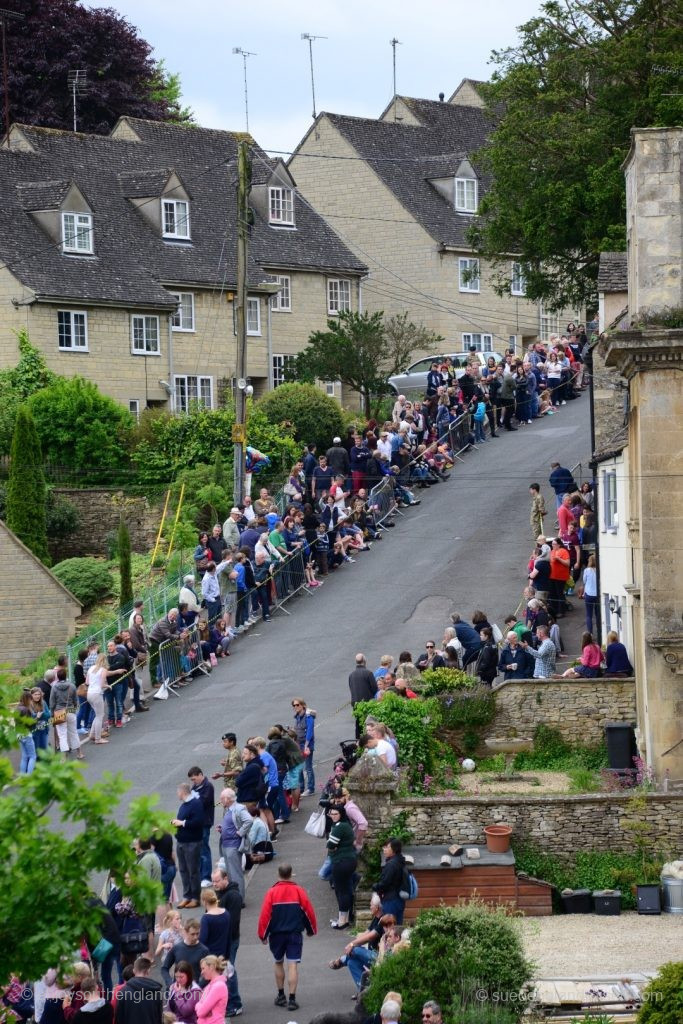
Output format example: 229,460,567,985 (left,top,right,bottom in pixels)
216,787,253,903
